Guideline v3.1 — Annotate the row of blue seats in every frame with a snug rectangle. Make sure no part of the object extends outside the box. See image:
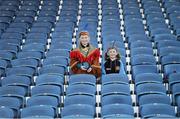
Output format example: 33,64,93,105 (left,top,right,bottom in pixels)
1,73,180,118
